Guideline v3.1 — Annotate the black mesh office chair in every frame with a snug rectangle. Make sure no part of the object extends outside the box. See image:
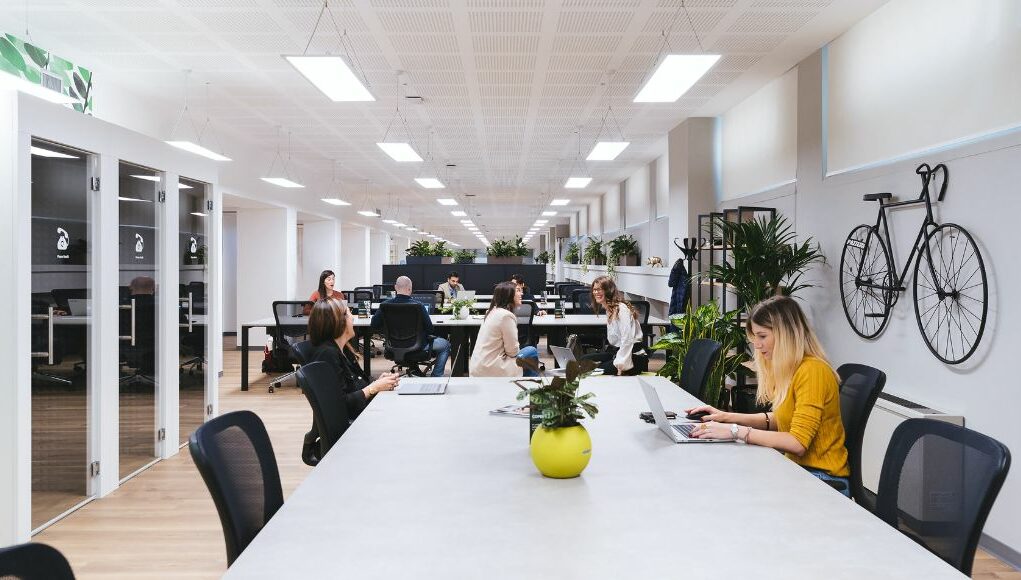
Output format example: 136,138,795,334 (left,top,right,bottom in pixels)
189,410,283,566
344,290,374,313
514,301,537,348
267,301,314,392
353,286,375,300
679,339,723,400
290,340,316,366
296,361,352,467
571,289,594,314
875,419,1010,576
836,363,887,509
631,300,652,346
0,542,76,580
379,302,437,376
411,290,444,312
